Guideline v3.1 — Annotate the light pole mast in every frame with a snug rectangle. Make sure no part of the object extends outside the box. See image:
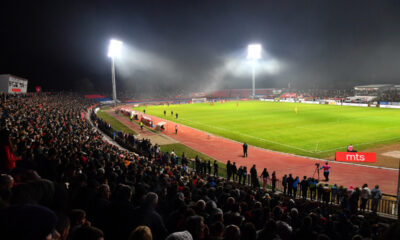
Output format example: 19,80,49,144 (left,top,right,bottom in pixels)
108,39,123,107
111,57,117,107
252,62,255,97
247,44,262,99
